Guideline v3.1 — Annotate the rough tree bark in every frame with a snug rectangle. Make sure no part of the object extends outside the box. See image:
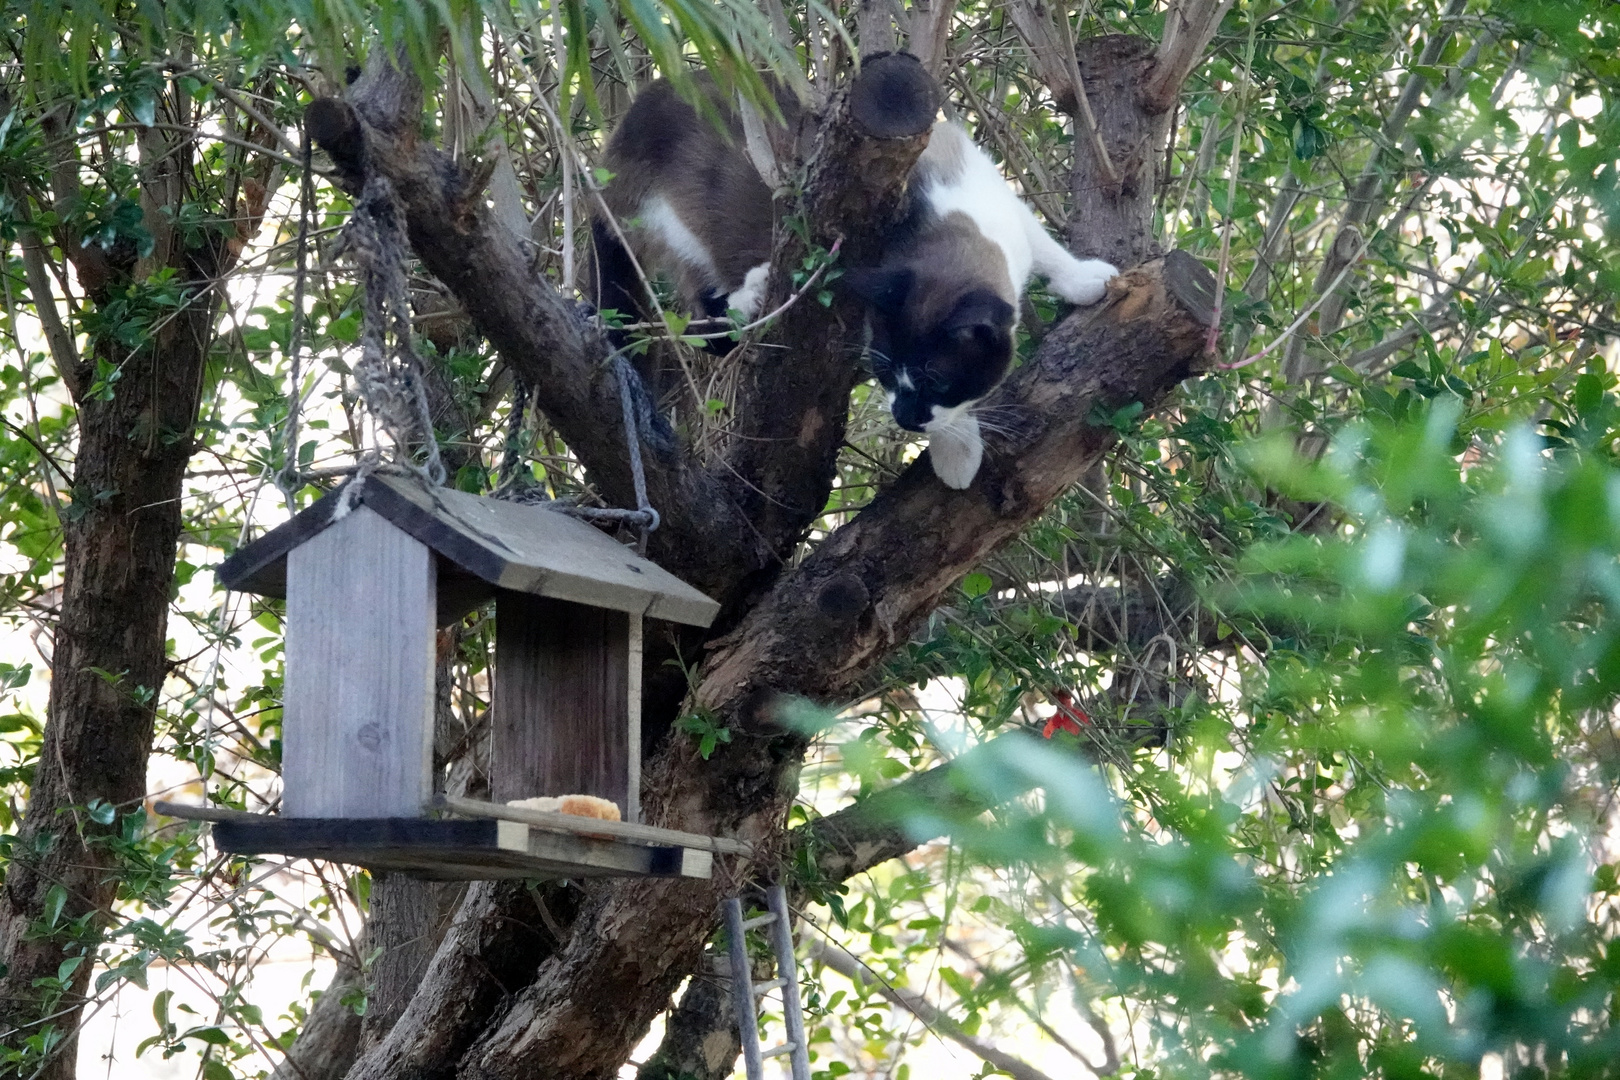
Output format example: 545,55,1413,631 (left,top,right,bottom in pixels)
283,22,1217,1080
0,101,277,1077
1007,0,1232,269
